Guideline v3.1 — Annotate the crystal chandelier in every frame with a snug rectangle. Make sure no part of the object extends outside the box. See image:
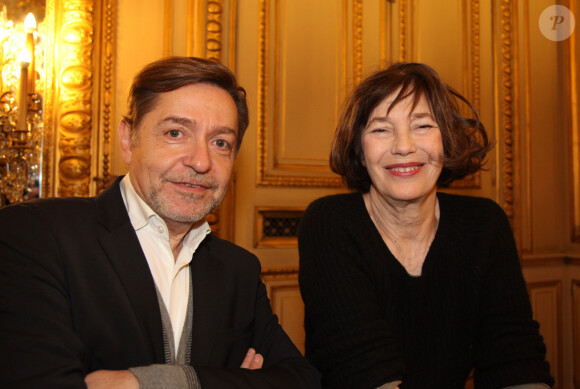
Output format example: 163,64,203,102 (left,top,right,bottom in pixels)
0,8,44,206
